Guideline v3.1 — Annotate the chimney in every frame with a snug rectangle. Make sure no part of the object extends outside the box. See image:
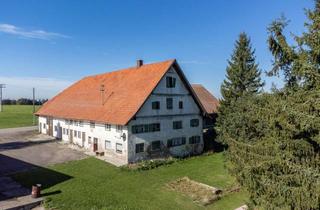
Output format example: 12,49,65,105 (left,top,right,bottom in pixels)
137,59,143,68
